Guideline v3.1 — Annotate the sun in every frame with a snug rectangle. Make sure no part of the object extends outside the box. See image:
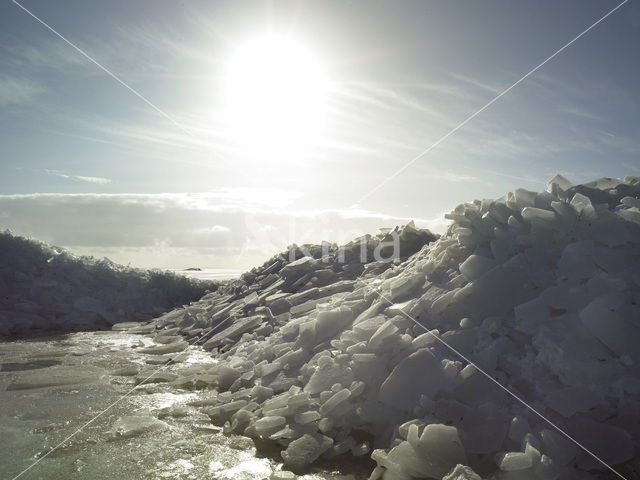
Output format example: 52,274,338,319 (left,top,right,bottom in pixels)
221,34,329,162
